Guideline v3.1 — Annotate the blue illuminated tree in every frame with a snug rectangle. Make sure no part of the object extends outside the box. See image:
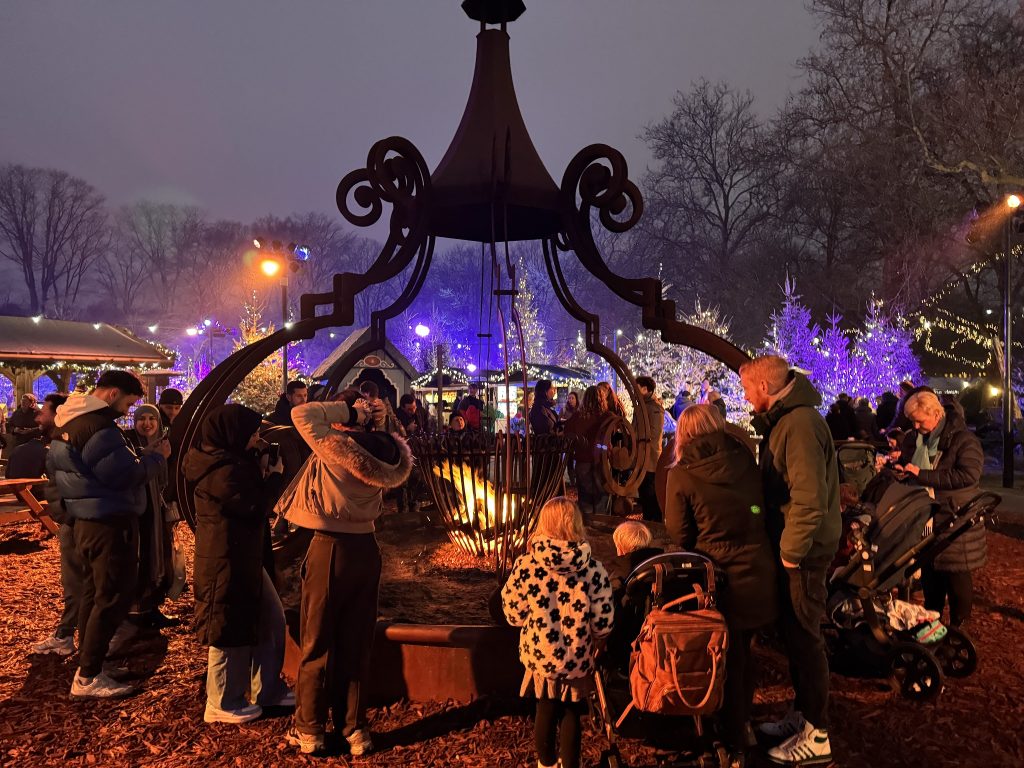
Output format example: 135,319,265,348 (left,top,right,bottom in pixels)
763,276,820,373
852,298,921,399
